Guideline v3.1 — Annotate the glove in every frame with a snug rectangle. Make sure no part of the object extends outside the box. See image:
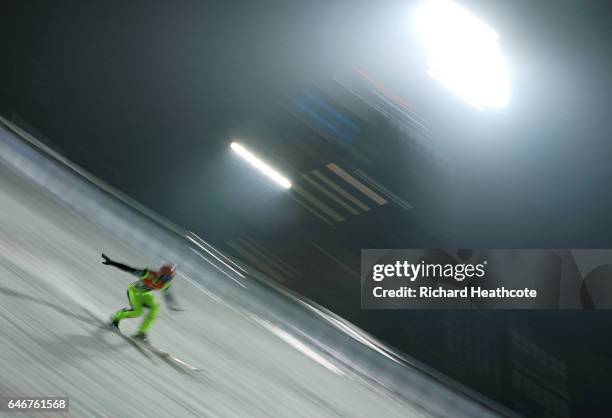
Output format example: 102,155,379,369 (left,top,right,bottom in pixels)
101,253,112,265
163,290,185,312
